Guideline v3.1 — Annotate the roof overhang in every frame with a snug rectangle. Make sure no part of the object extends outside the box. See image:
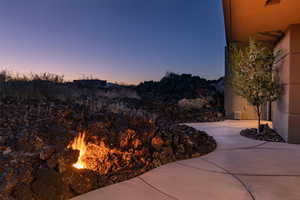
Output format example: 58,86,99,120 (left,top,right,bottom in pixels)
223,0,300,44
